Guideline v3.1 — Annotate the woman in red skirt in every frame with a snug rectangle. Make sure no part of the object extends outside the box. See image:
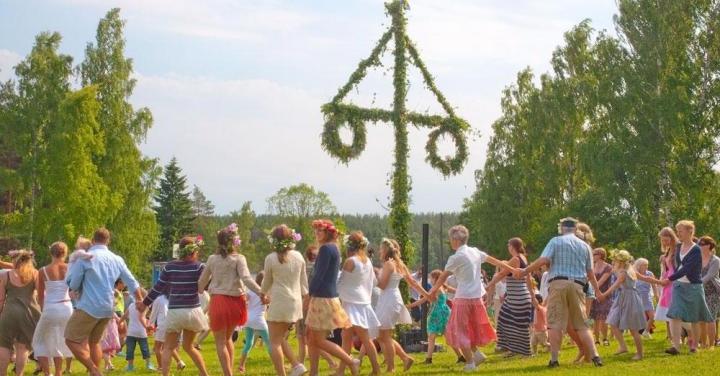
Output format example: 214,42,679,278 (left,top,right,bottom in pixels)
198,224,266,376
